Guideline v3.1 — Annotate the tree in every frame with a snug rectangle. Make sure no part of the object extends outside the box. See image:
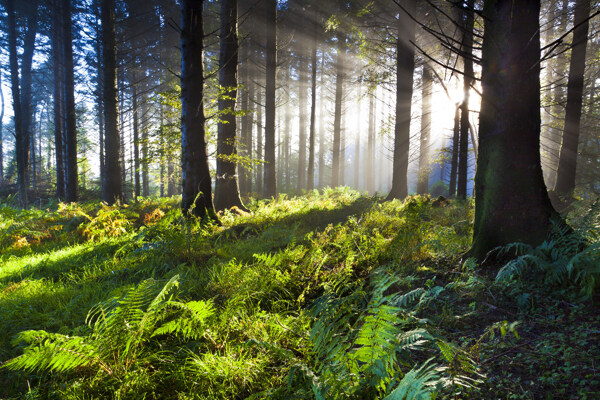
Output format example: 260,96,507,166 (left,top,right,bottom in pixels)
307,16,318,191
417,64,432,194
52,0,66,199
553,0,591,201
6,0,39,208
387,0,416,201
469,0,559,260
456,0,475,200
263,0,277,197
63,0,78,202
331,30,345,188
214,0,247,211
180,0,216,219
101,0,122,204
